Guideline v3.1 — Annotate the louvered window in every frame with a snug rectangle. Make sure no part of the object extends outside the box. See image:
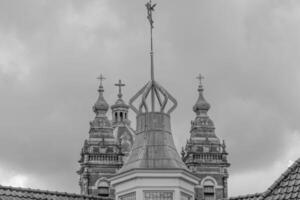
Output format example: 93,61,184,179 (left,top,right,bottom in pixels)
203,179,215,200
144,191,173,200
98,187,109,197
